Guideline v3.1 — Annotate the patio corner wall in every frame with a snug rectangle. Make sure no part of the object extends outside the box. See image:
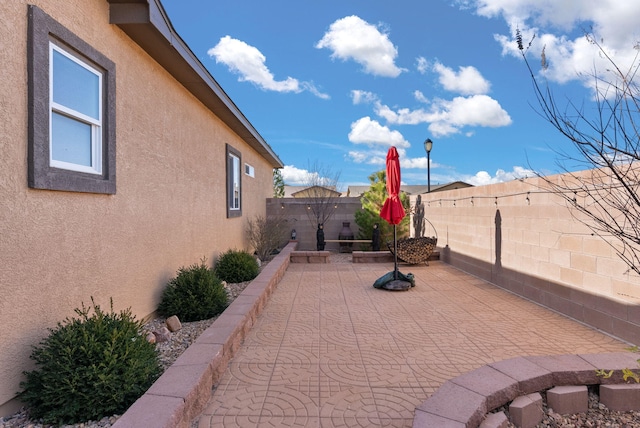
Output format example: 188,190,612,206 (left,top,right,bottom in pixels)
411,171,640,345
267,197,363,251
